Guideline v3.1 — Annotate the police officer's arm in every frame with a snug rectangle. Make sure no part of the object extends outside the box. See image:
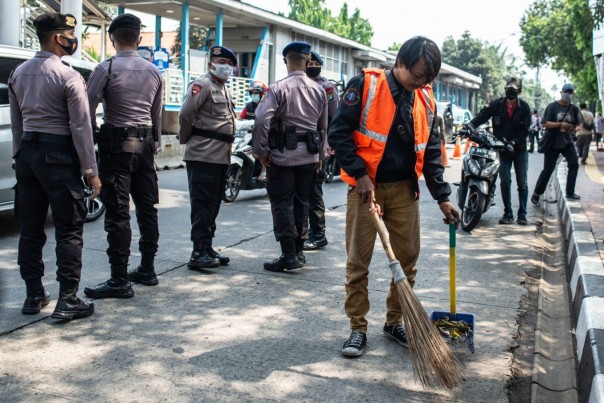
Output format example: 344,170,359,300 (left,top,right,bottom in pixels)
178,80,209,144
86,64,108,131
66,73,98,178
8,75,23,157
326,83,340,124
251,87,278,160
318,93,329,161
151,70,164,150
328,75,367,179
